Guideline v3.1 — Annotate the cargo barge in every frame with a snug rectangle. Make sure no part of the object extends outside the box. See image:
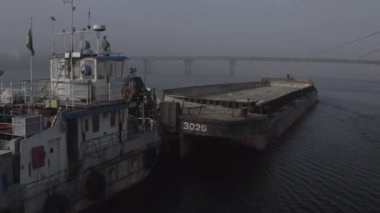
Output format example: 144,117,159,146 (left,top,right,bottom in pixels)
159,77,318,156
